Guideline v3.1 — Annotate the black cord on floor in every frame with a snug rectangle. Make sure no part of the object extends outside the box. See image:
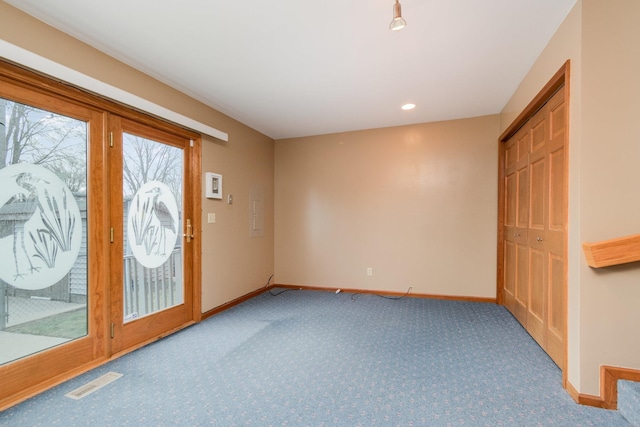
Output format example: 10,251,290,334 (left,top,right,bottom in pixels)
264,274,300,296
351,286,412,302
269,287,292,296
